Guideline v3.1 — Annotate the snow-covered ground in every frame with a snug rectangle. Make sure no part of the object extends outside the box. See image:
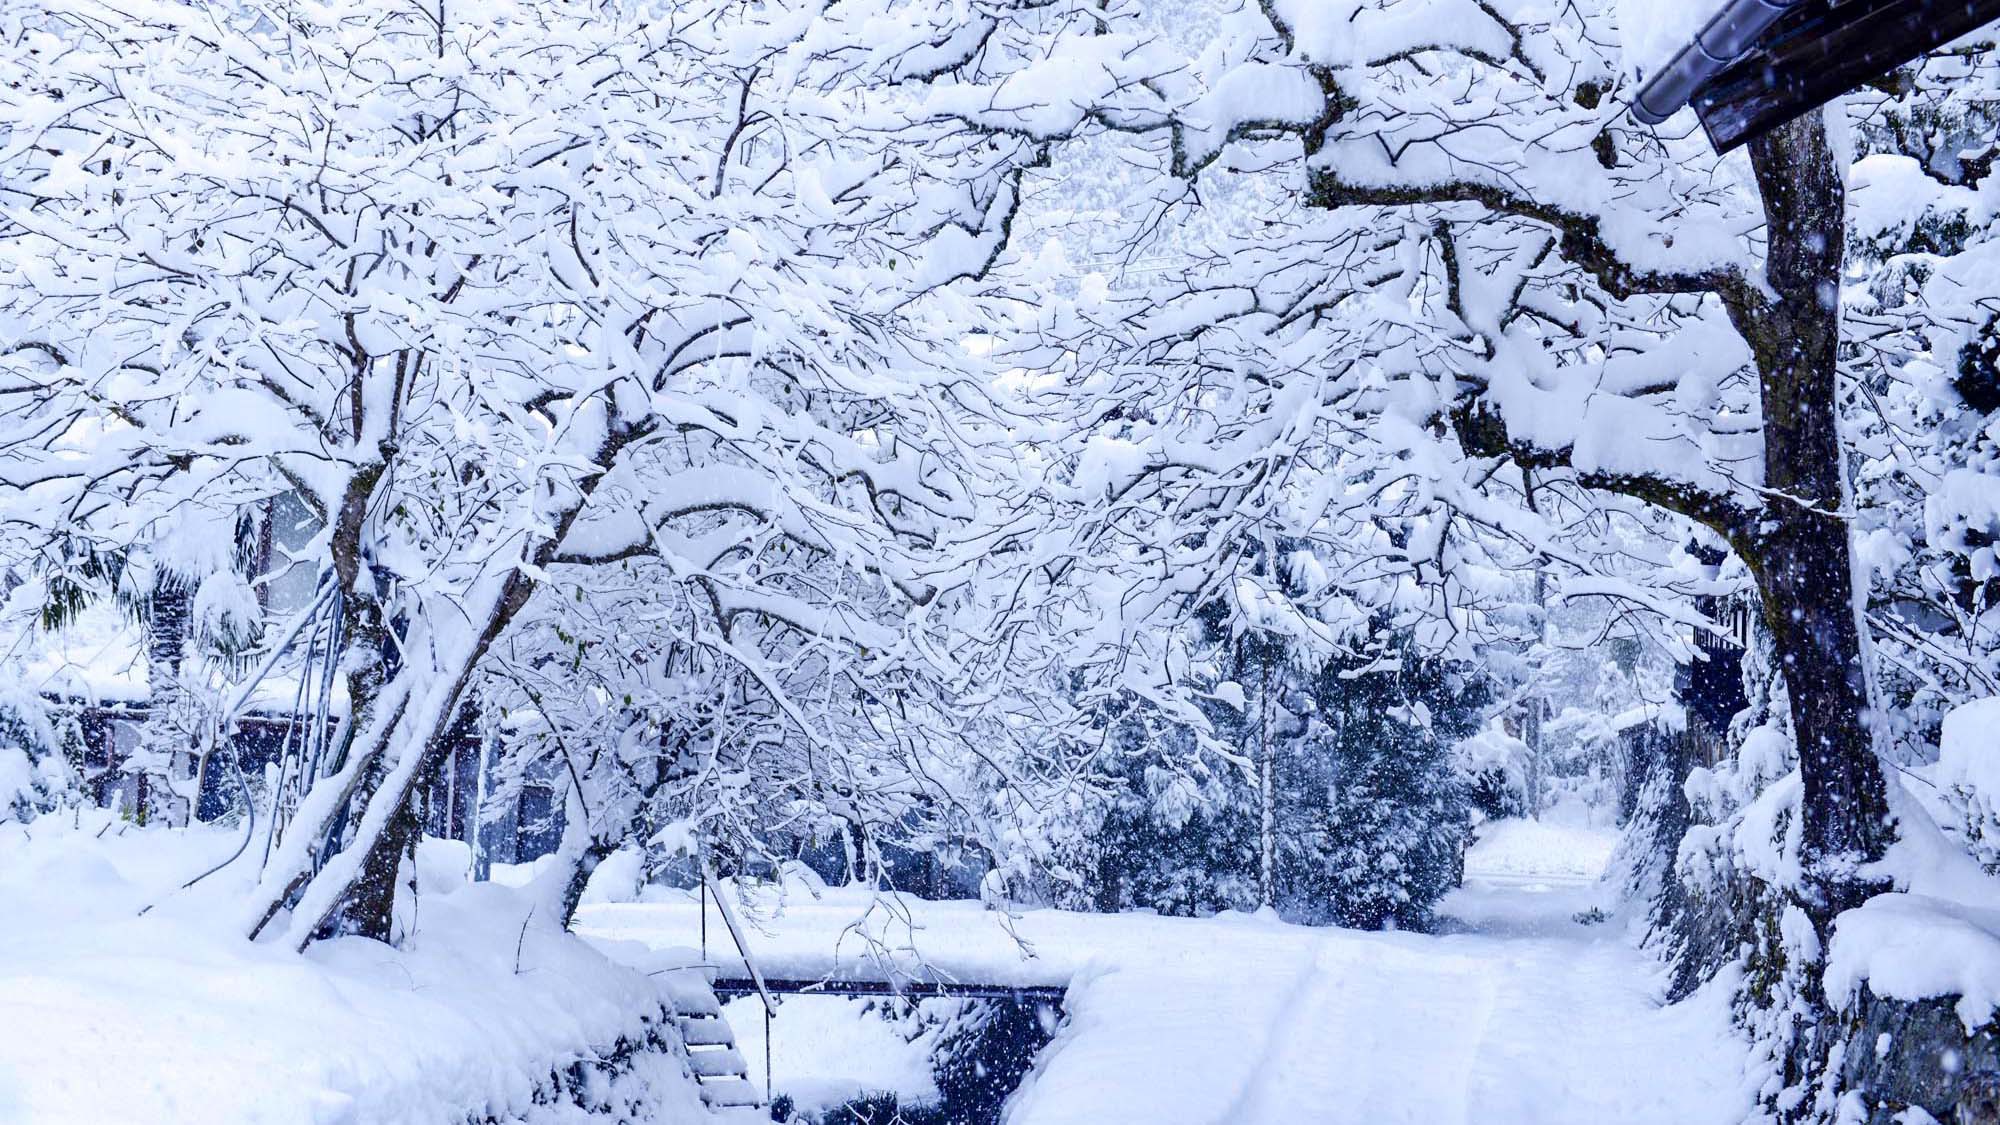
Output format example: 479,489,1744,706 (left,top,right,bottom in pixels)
0,810,1752,1124
577,818,1752,1125
0,814,715,1124
1464,811,1621,886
